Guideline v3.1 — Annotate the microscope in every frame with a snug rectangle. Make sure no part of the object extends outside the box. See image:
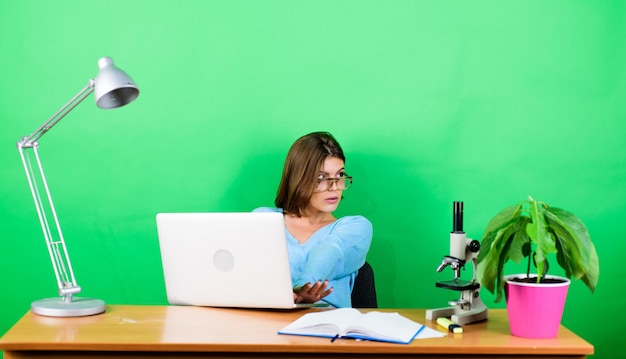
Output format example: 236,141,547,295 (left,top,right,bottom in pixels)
425,201,488,325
